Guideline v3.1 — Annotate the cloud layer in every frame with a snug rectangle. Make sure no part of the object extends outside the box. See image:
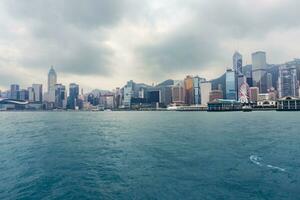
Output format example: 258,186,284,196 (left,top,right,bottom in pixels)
0,0,300,91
